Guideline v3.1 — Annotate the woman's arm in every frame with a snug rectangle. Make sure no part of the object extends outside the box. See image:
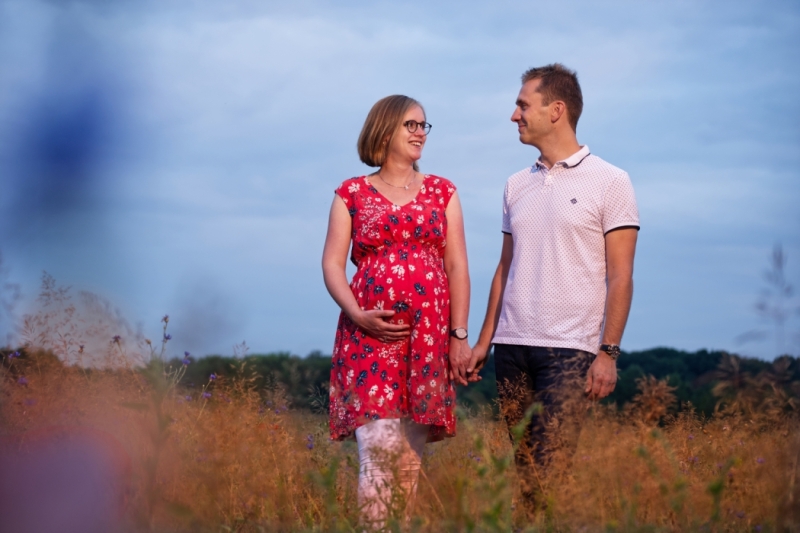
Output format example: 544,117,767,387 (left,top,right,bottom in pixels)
443,192,471,385
321,195,410,341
